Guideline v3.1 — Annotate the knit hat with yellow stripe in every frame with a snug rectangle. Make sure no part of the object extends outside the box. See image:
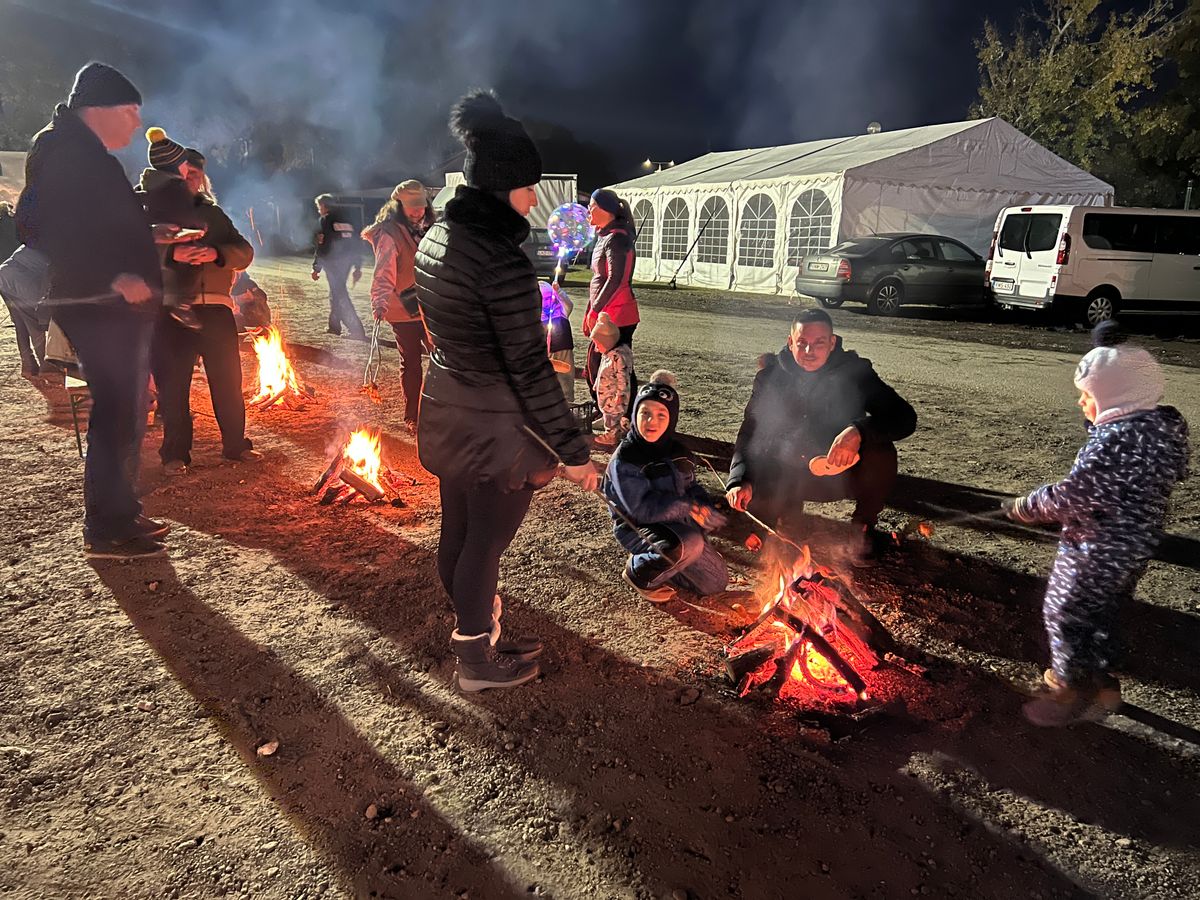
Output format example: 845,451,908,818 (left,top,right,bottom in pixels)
146,127,187,171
